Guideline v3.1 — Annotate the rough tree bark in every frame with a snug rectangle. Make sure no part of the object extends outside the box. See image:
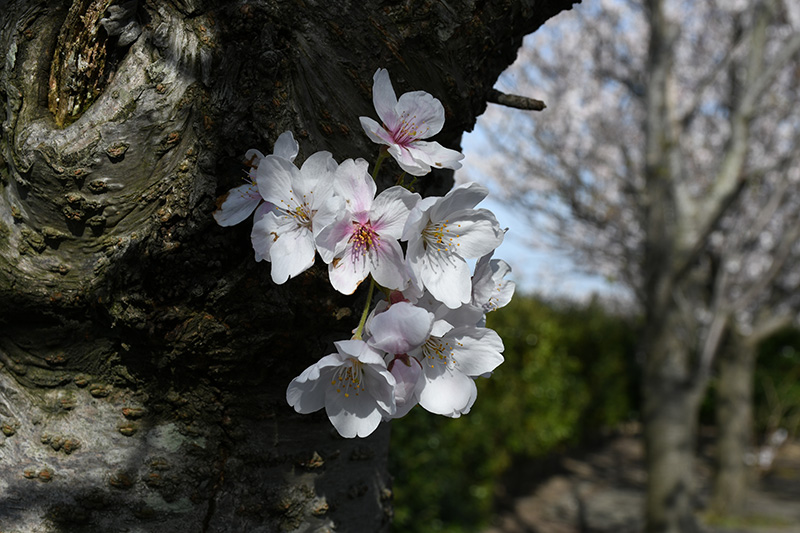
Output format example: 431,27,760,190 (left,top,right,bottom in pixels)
0,0,577,531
